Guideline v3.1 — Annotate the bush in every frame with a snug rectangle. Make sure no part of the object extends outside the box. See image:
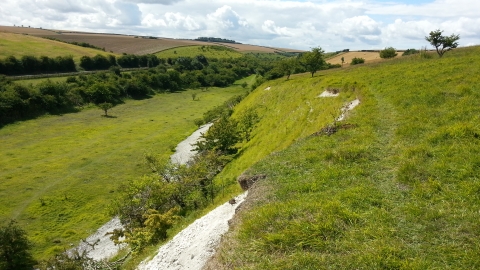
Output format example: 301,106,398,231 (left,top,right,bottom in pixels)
379,47,398,59
350,58,365,65
0,220,36,270
402,49,419,56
